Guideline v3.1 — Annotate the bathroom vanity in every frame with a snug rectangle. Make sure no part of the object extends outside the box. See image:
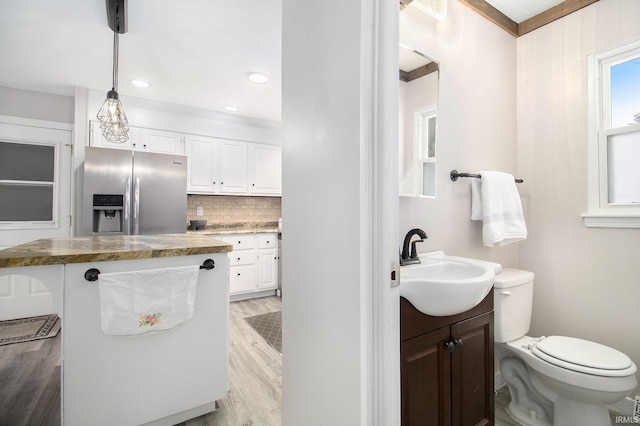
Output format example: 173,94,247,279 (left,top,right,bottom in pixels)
0,234,233,426
400,290,494,426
